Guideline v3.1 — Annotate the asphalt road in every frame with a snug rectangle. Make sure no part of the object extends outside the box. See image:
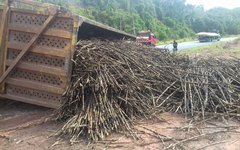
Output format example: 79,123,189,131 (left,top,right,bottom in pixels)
156,37,237,51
